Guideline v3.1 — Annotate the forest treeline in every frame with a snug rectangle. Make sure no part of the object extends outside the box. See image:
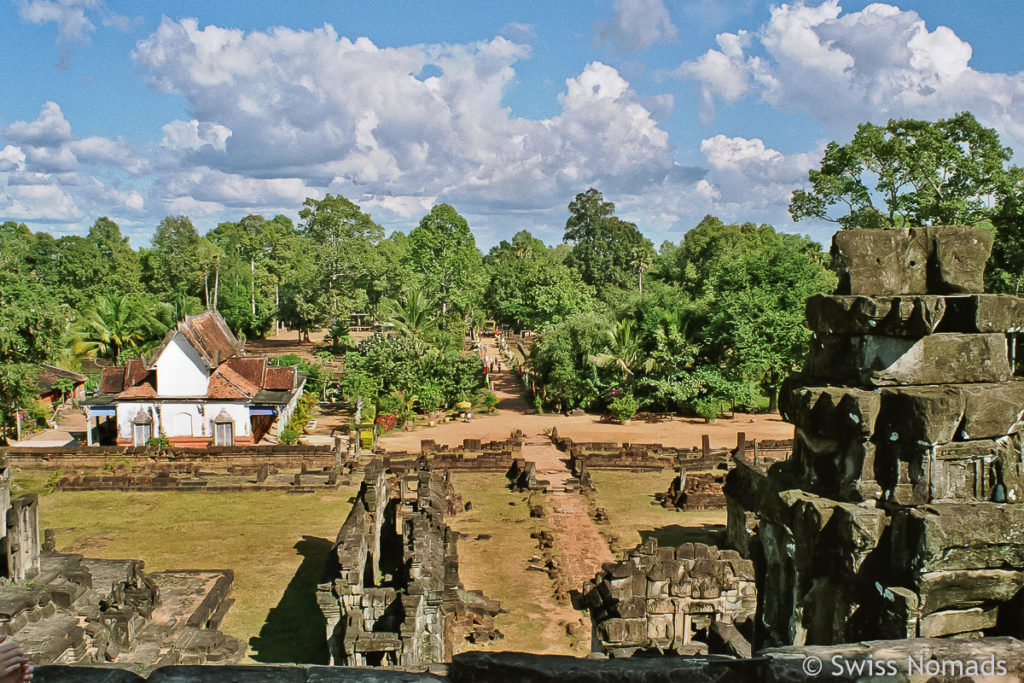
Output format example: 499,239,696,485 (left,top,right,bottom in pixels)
4,112,1024,430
